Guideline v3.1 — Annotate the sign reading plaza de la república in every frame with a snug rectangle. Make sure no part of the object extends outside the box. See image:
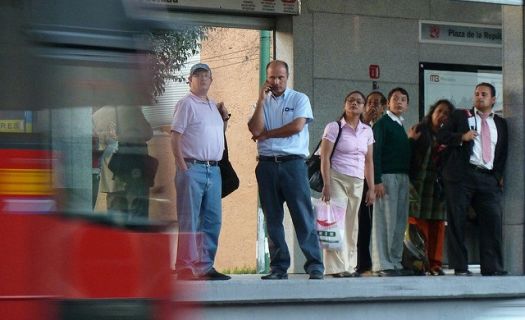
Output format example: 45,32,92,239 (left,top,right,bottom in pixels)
420,21,502,47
